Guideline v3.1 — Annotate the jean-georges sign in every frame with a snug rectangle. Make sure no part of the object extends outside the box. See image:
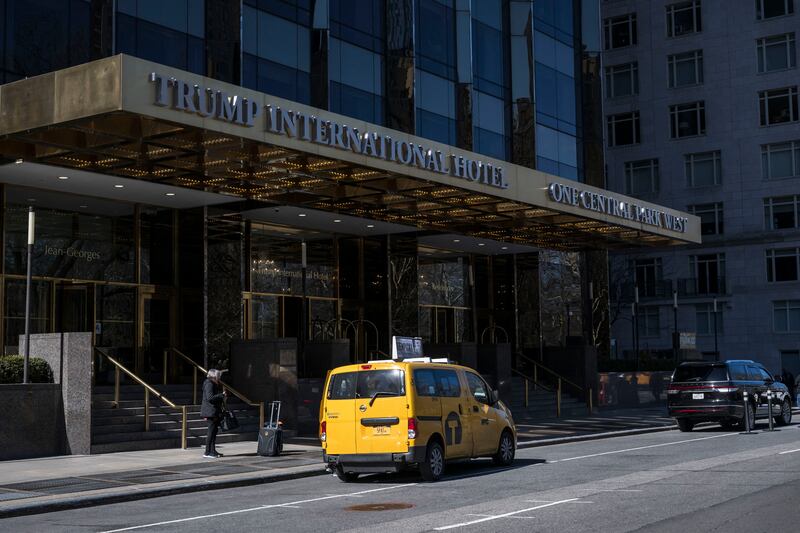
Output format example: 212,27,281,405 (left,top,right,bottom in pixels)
149,73,508,190
547,182,689,233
